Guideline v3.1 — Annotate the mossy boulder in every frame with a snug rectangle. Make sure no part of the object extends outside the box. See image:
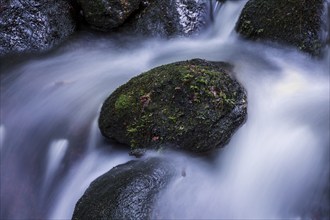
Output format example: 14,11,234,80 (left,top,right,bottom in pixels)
99,59,247,155
72,157,175,220
235,0,326,56
77,0,142,31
